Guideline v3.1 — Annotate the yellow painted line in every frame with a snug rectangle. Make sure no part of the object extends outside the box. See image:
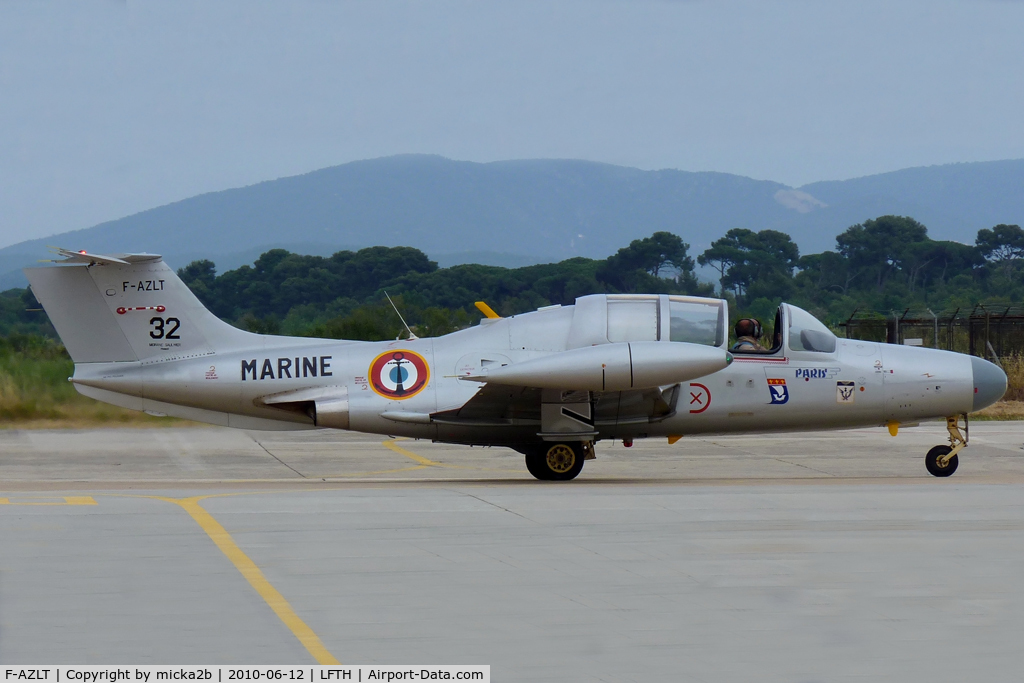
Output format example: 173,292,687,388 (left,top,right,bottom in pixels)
381,439,522,473
0,496,97,506
383,439,444,466
155,495,340,665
